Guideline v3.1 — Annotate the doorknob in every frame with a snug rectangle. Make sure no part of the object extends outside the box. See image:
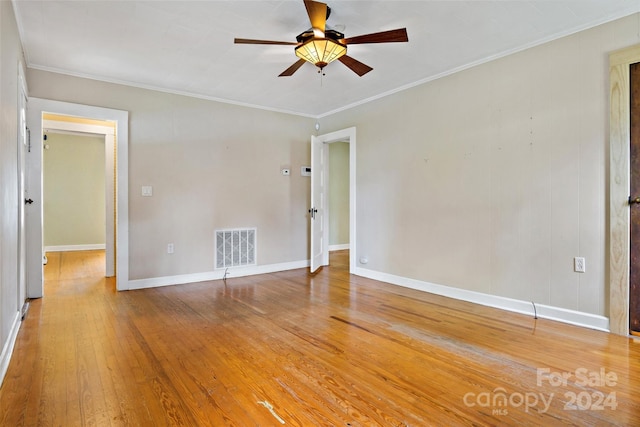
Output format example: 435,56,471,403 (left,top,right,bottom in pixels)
630,196,640,205
25,198,34,205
